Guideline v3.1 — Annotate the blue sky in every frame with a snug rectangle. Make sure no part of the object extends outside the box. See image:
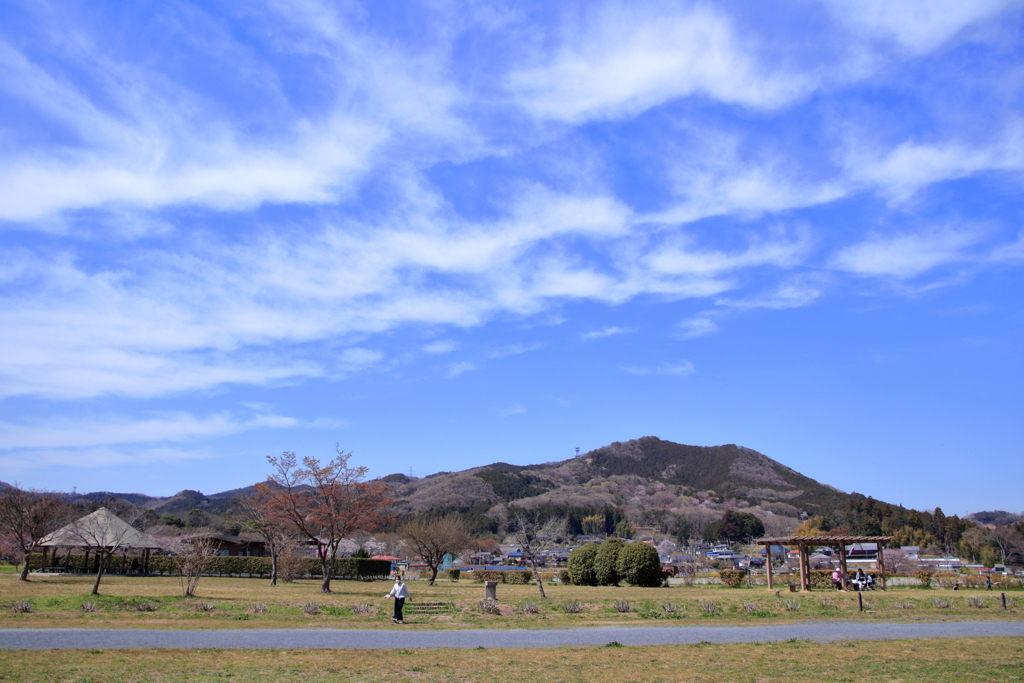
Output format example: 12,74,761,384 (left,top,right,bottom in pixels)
1,0,1022,515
